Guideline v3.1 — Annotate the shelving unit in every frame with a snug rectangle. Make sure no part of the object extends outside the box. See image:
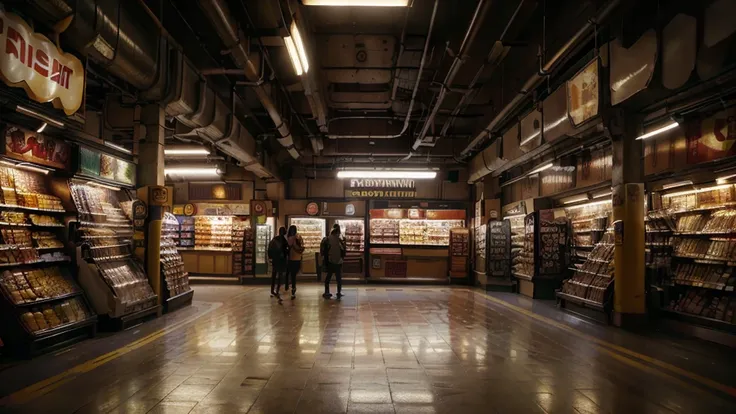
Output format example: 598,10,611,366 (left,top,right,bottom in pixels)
650,184,736,343
161,213,192,313
0,166,96,355
255,222,272,275
194,216,232,250
335,219,365,275
449,228,469,278
507,214,526,281
176,216,194,248
370,218,400,244
231,218,249,275
70,180,158,329
243,224,254,275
